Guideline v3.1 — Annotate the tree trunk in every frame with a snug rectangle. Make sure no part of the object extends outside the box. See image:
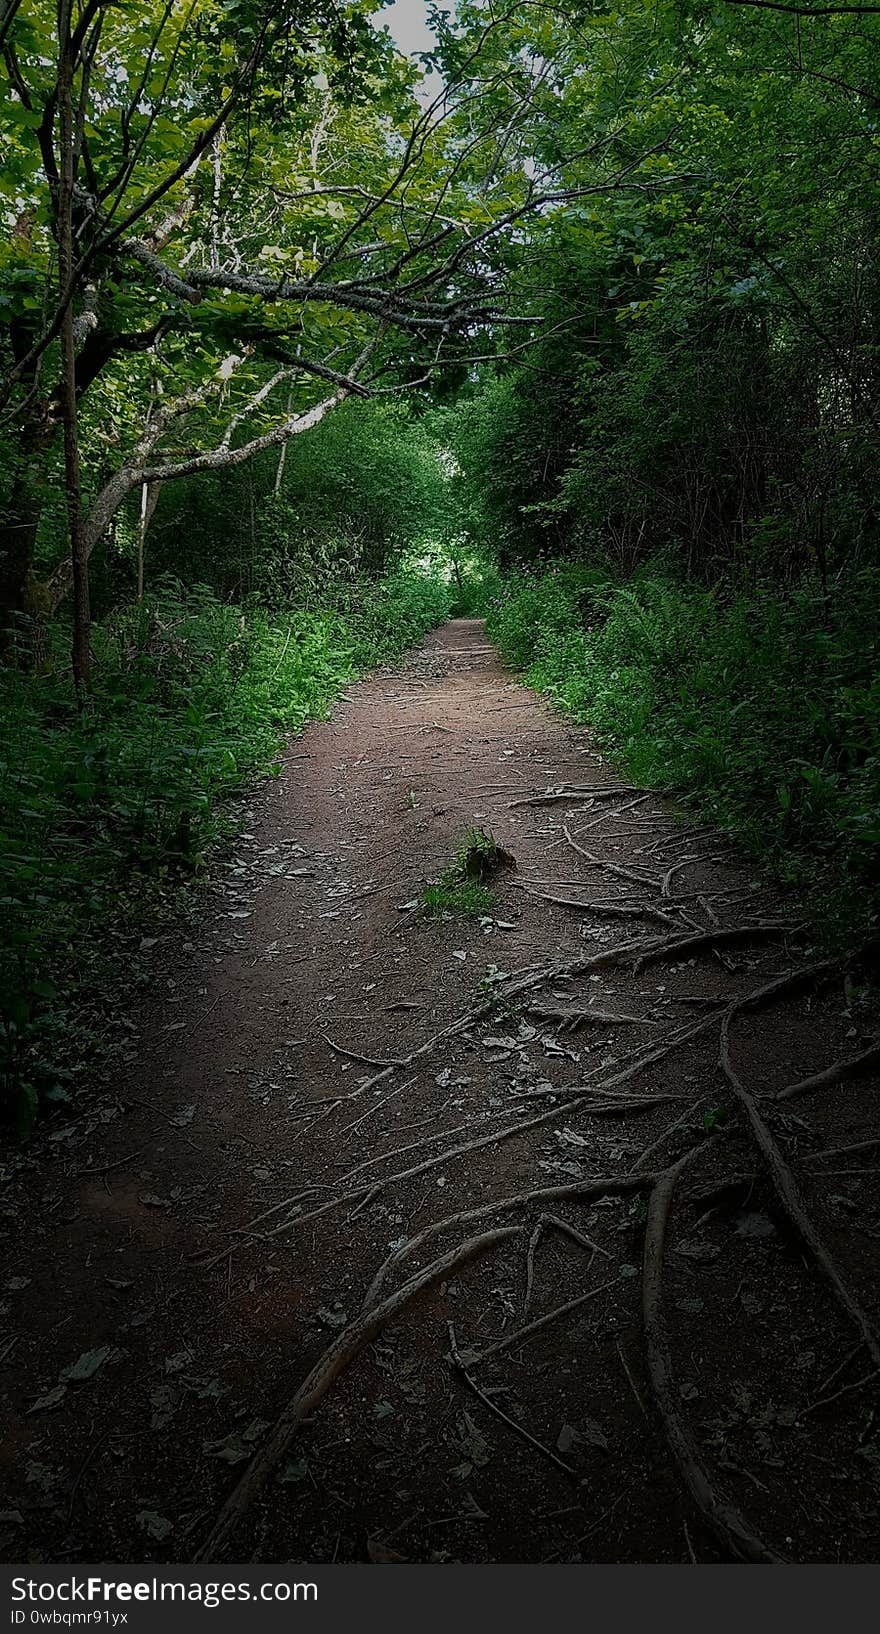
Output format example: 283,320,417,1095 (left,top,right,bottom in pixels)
136,480,159,601
56,0,90,693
